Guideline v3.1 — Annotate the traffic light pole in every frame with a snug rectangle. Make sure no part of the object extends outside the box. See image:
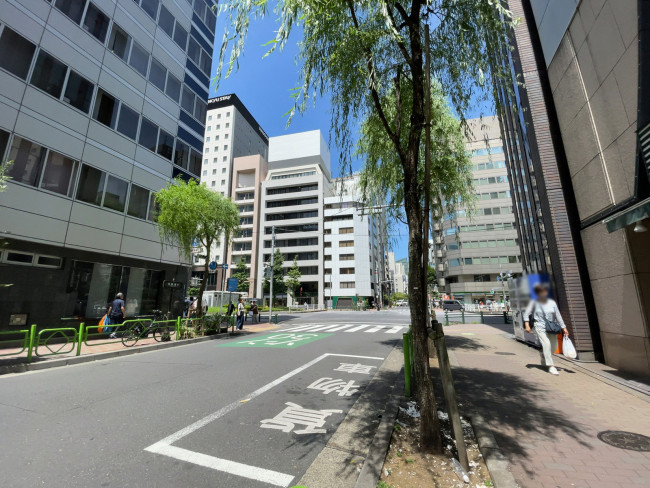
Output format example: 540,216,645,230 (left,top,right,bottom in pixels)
269,225,275,323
